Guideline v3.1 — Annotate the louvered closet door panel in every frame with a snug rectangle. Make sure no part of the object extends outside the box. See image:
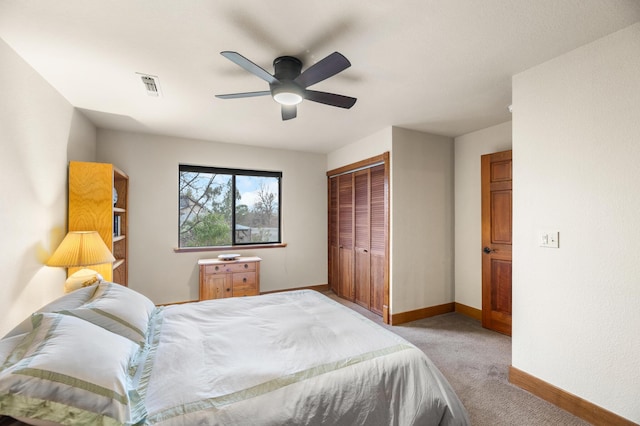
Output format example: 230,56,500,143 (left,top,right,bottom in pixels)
369,164,386,315
354,171,370,249
338,174,353,249
354,170,371,309
329,177,340,293
329,177,339,247
338,174,354,300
